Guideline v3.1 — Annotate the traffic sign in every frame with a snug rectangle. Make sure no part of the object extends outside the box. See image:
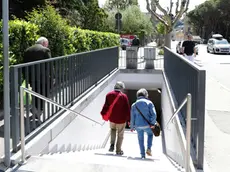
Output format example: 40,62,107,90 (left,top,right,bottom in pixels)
115,12,122,20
